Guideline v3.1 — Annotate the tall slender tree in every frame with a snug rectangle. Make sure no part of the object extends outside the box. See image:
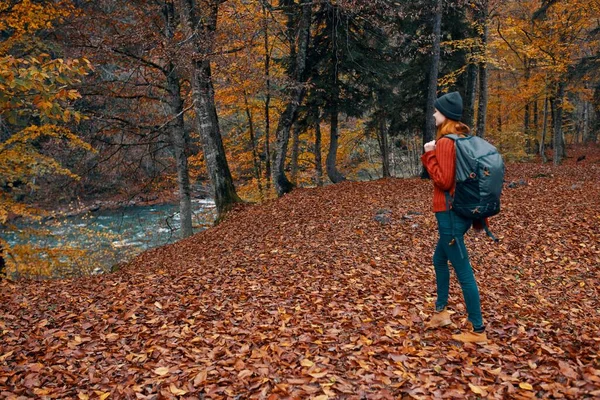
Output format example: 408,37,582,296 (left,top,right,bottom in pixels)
271,0,312,196
475,0,489,138
424,0,443,145
176,0,241,216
